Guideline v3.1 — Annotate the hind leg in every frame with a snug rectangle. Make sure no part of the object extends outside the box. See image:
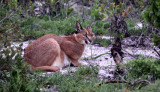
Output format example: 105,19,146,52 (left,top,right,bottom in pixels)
32,66,60,72
25,38,62,69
